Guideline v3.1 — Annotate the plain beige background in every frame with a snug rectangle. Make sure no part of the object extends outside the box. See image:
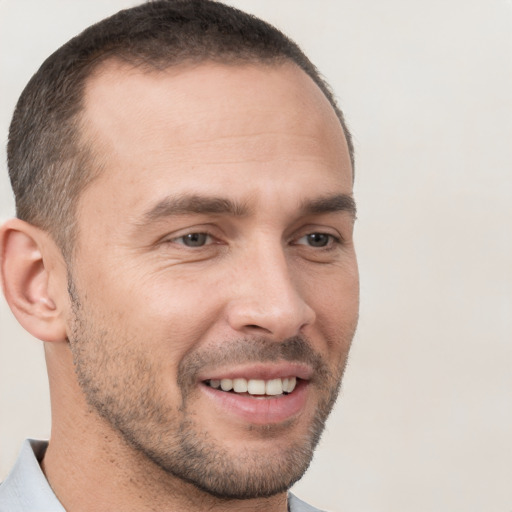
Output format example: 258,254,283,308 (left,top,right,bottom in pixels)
1,1,511,510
